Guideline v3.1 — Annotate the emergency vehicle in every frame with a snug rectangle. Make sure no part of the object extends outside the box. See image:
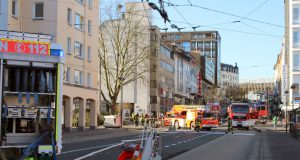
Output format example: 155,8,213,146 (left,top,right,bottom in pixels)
0,31,64,159
165,105,219,130
228,103,254,130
